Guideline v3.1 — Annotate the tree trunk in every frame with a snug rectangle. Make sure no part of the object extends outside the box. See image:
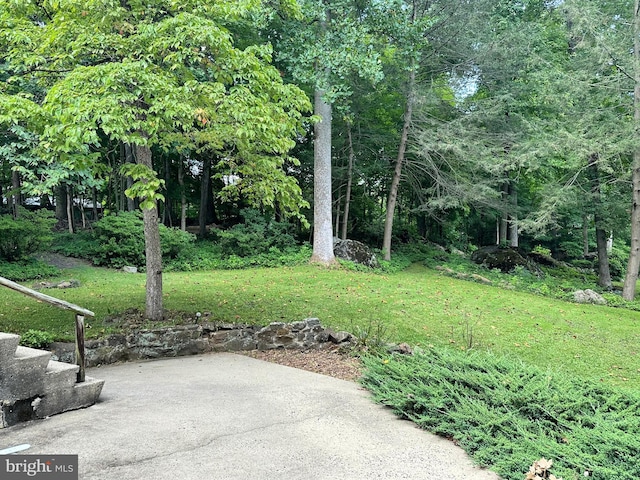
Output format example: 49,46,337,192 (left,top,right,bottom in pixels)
509,186,518,247
92,187,98,222
11,170,21,218
66,185,74,234
623,0,640,300
163,156,172,227
199,156,211,238
310,87,336,265
582,214,589,256
589,155,612,289
341,123,355,240
135,144,163,321
124,143,136,212
55,184,67,222
178,158,187,231
382,67,416,261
